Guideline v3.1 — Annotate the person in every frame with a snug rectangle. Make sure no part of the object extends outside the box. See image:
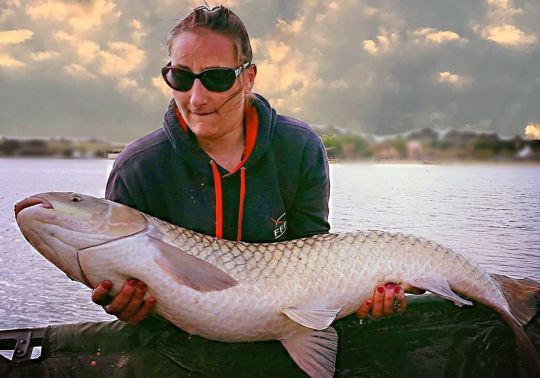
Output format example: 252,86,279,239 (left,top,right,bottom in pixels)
91,5,407,325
